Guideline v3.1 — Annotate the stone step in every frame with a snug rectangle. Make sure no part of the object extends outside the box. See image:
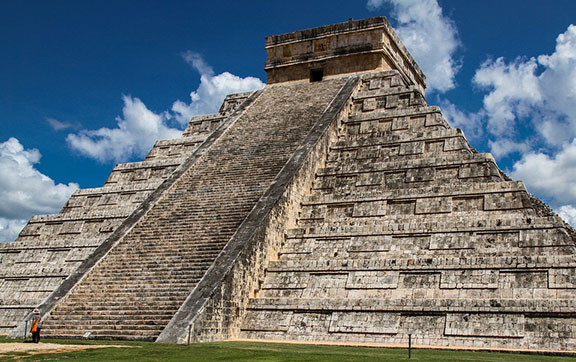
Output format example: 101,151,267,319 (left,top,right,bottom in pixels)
303,181,526,206
332,128,465,149
245,297,576,314
268,254,576,272
287,214,562,238
317,153,497,177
